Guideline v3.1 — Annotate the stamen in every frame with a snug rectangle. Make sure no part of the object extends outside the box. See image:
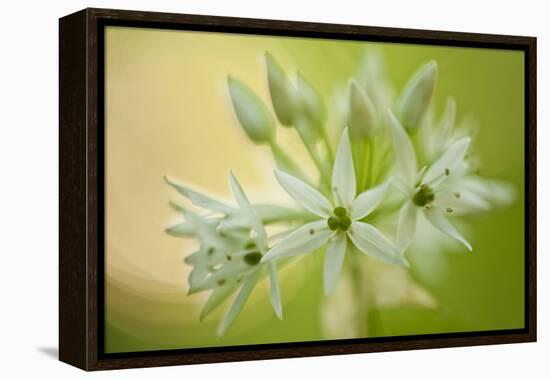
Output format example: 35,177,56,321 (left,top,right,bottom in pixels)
424,204,432,210
445,168,450,176
454,192,461,199
446,207,454,213
226,255,232,261
207,247,215,256
244,241,256,249
309,229,315,235
217,279,226,286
